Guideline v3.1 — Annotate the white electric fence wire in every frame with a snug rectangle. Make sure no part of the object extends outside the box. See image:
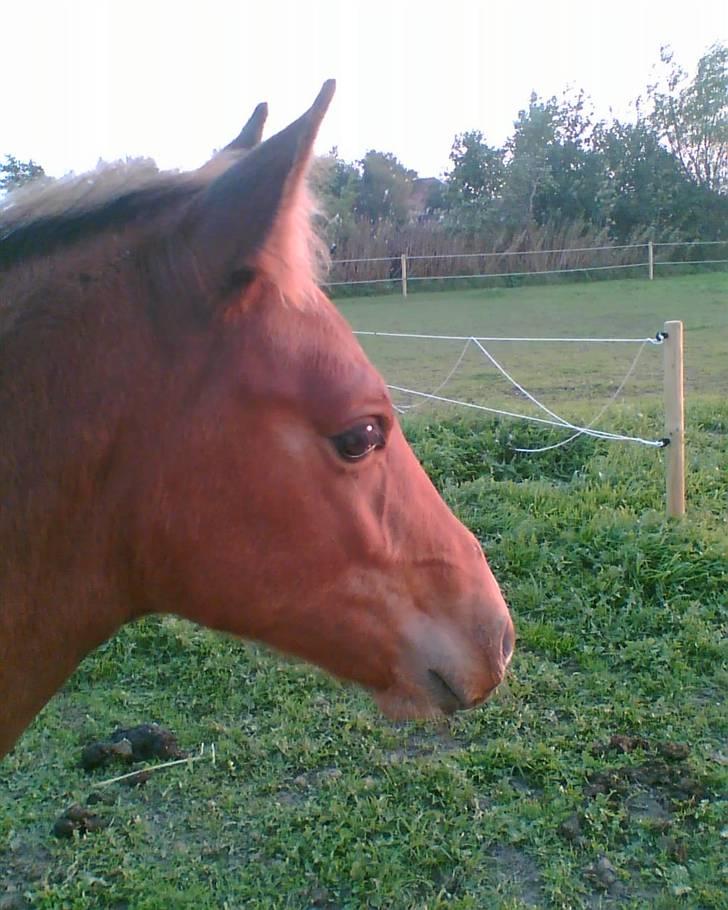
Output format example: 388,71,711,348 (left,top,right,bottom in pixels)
330,256,397,264
656,258,728,267
356,331,664,344
406,264,645,282
327,277,397,286
387,385,664,447
512,340,650,452
404,243,642,260
397,339,473,412
330,242,645,265
330,240,727,266
372,331,665,449
653,240,727,247
328,241,726,288
327,263,647,286
468,337,659,448
469,337,572,429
